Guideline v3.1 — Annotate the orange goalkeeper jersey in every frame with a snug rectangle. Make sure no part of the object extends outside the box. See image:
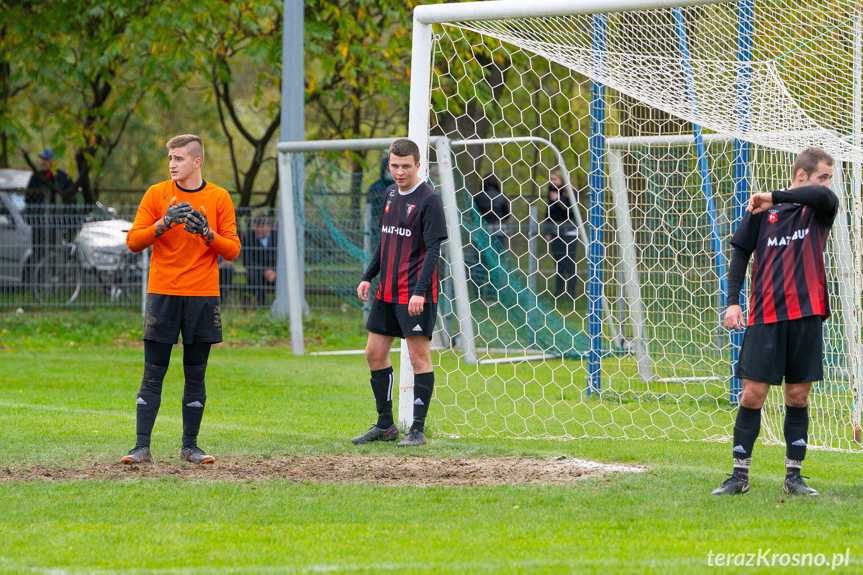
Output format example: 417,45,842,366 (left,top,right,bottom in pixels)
126,179,241,296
